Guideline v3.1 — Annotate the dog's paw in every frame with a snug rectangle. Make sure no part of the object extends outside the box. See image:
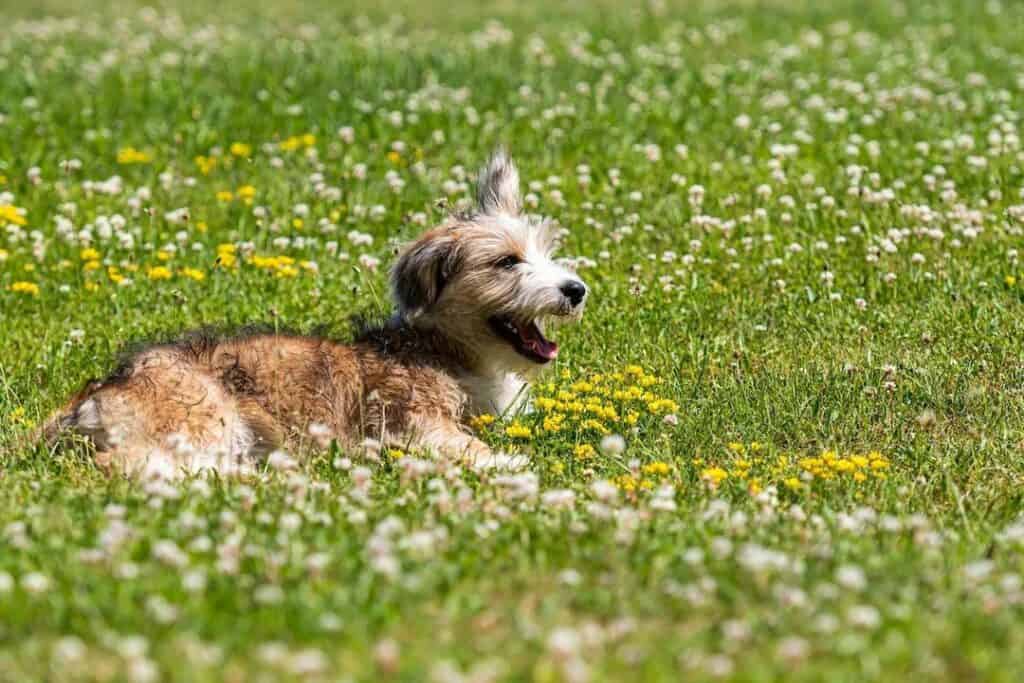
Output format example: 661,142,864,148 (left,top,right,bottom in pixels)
467,450,530,472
